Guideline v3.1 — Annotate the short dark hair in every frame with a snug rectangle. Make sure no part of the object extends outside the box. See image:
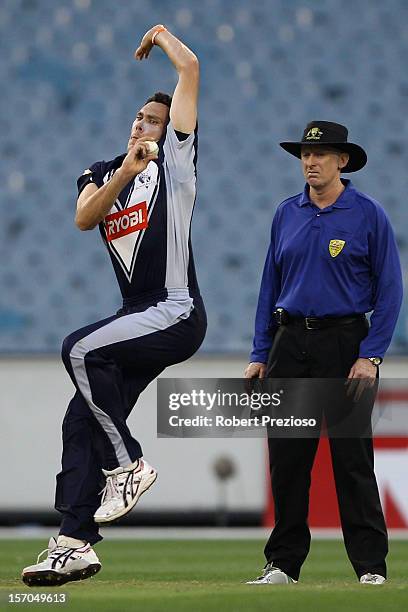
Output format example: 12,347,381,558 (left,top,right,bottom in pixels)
145,91,172,109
